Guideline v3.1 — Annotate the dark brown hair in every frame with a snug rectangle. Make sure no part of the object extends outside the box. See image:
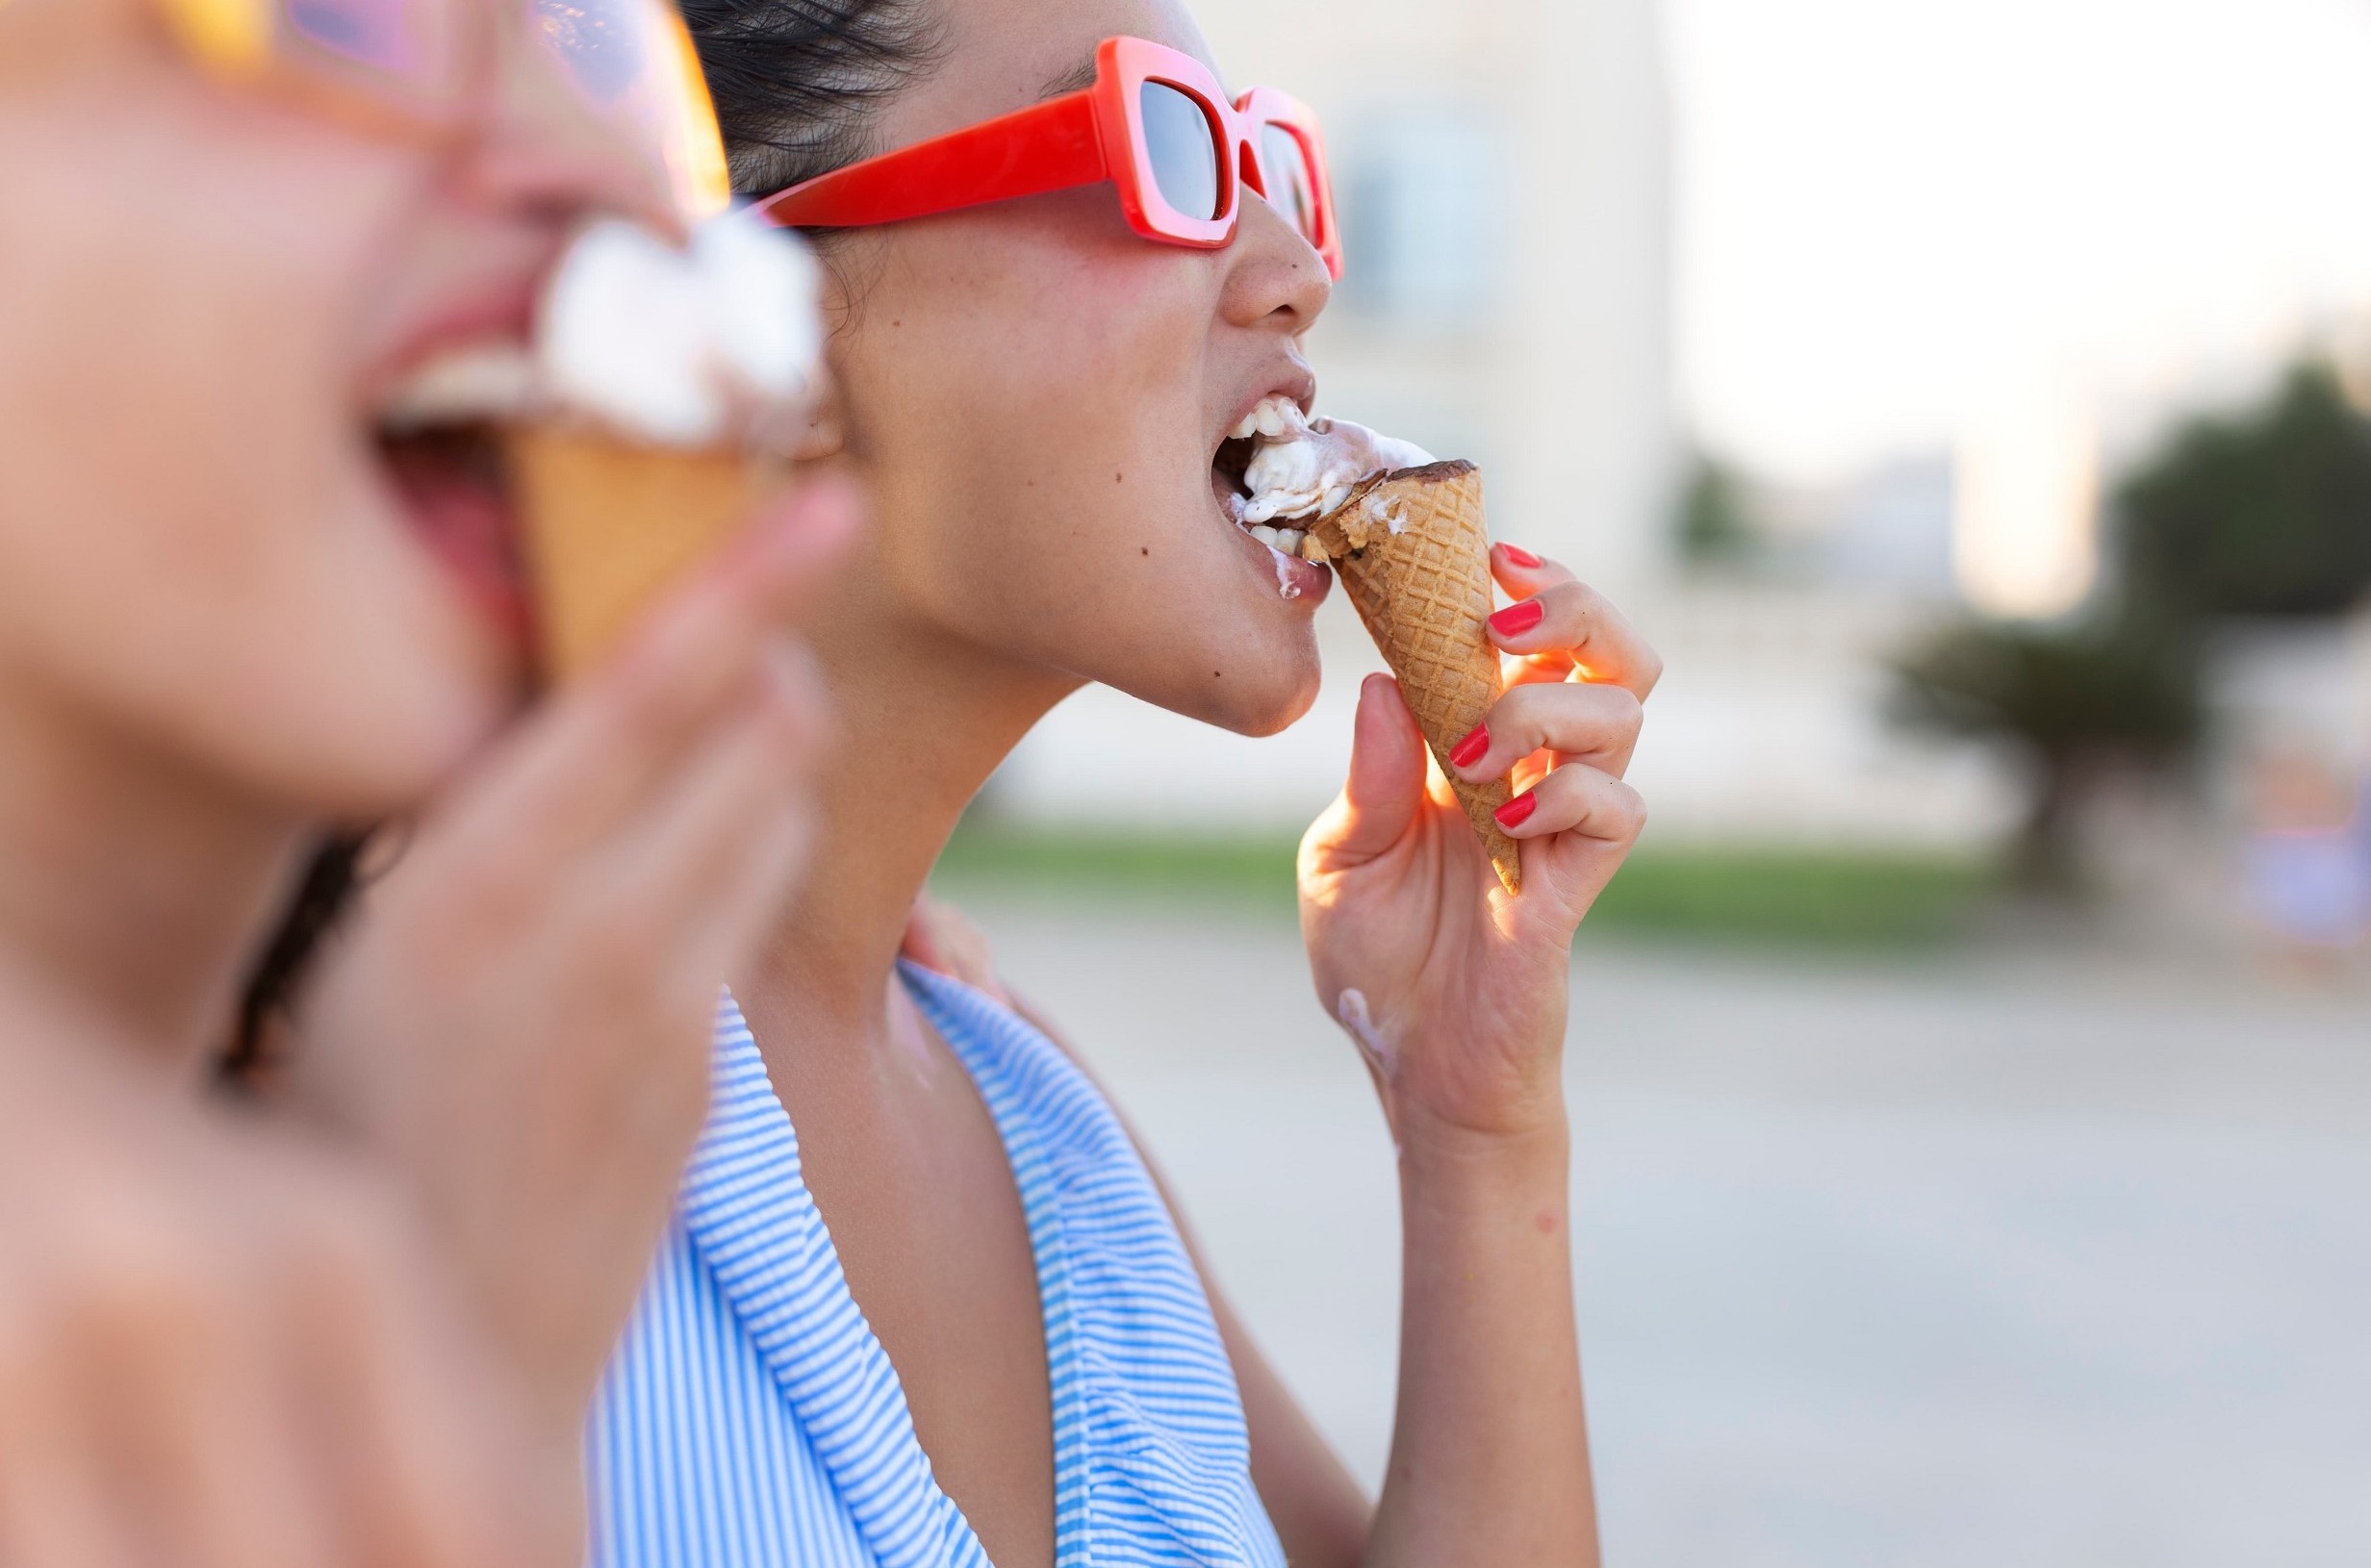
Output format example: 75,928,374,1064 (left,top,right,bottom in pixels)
681,0,943,197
